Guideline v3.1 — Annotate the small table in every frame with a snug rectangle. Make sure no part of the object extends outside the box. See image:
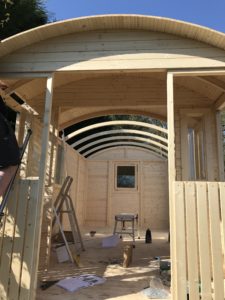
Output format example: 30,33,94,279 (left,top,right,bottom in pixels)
113,213,138,244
